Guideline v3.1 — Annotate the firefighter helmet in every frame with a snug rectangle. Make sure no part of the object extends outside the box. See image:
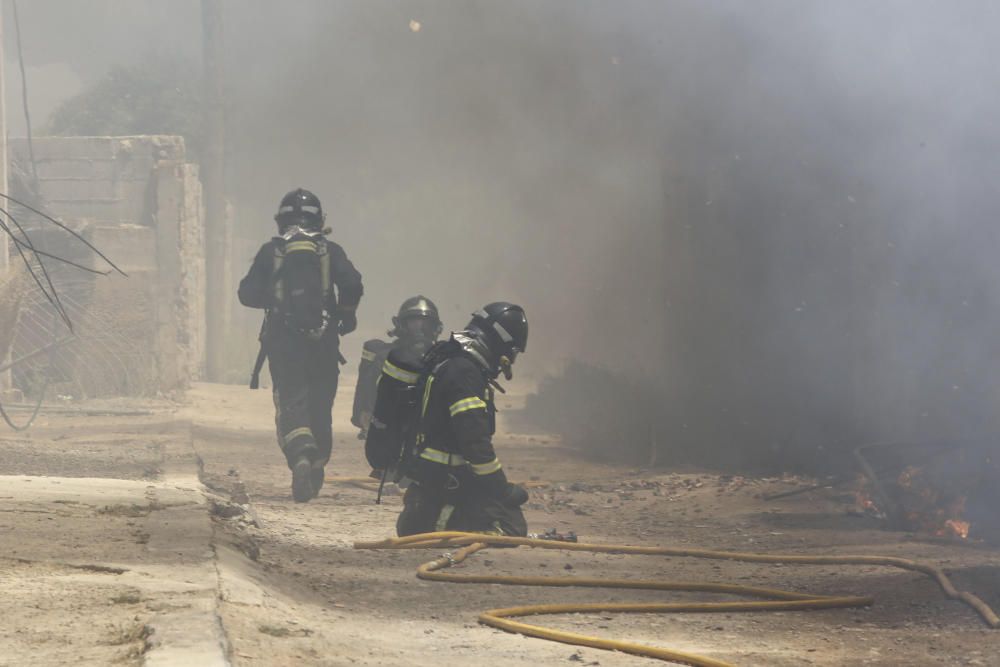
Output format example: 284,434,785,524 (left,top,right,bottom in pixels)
275,188,325,230
391,295,443,341
466,302,528,378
